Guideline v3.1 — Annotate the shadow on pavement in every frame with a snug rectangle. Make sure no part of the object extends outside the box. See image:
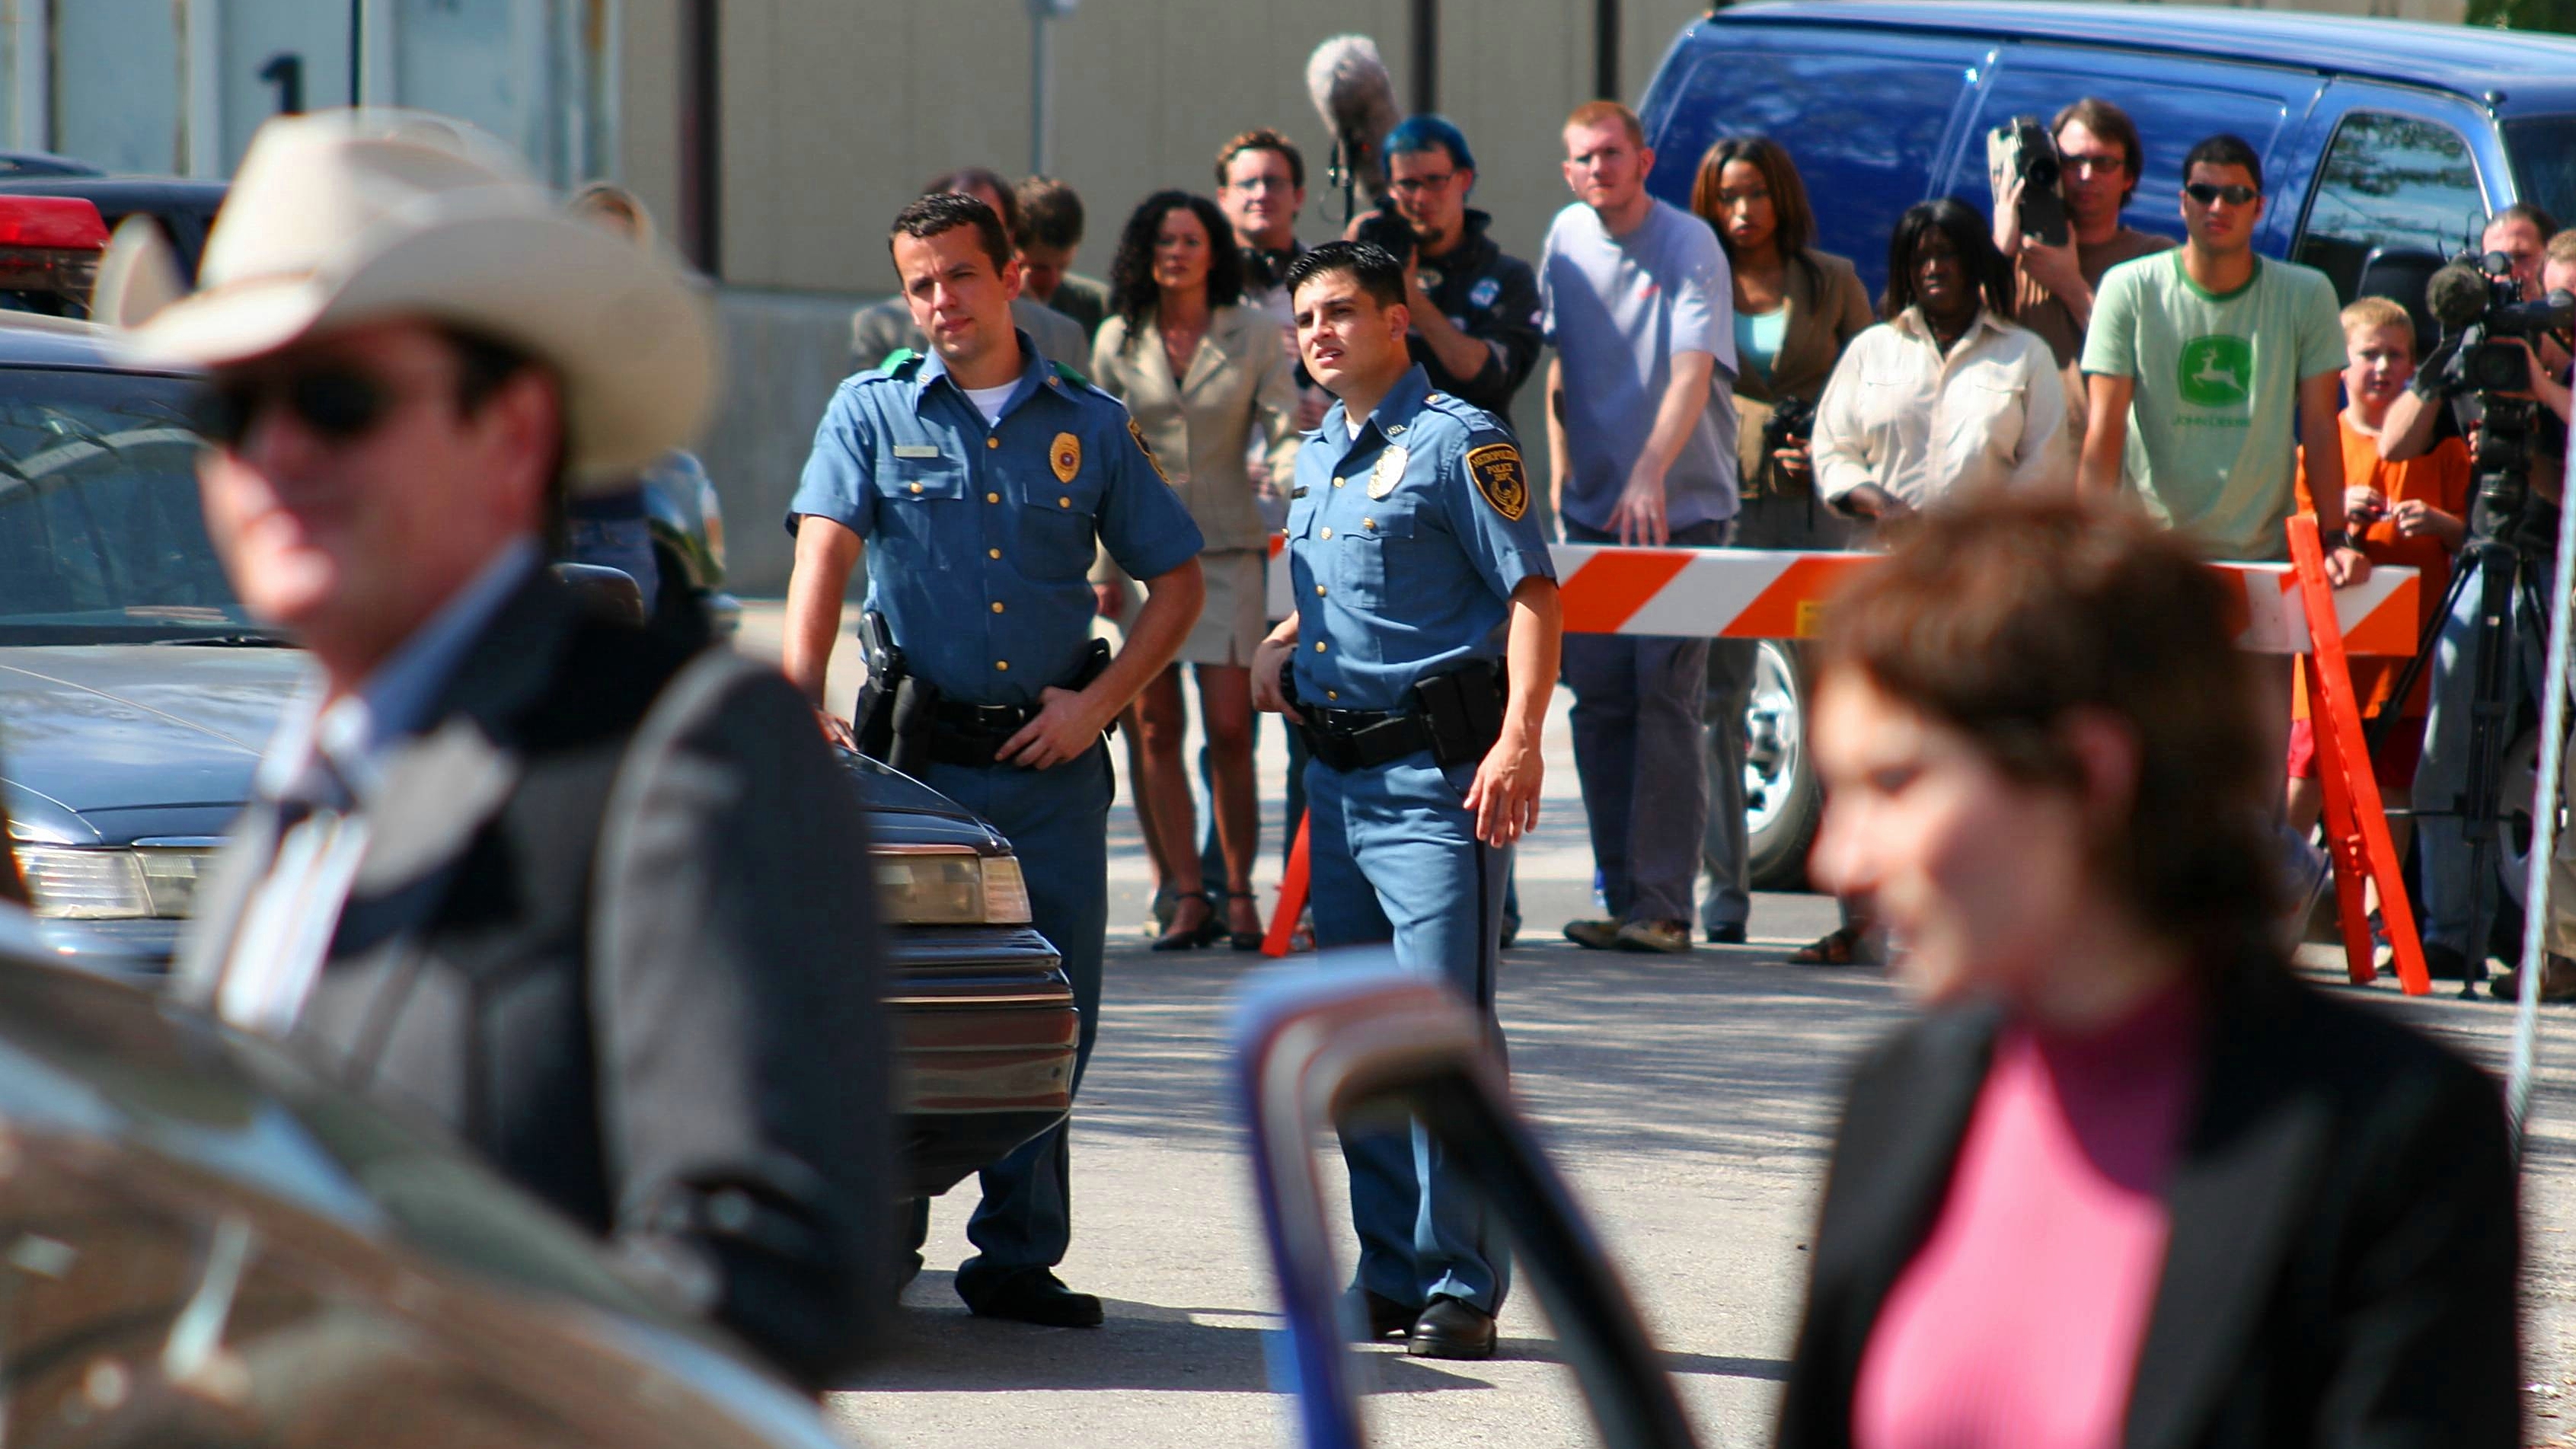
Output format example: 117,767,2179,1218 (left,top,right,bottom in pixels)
845,1275,1493,1396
